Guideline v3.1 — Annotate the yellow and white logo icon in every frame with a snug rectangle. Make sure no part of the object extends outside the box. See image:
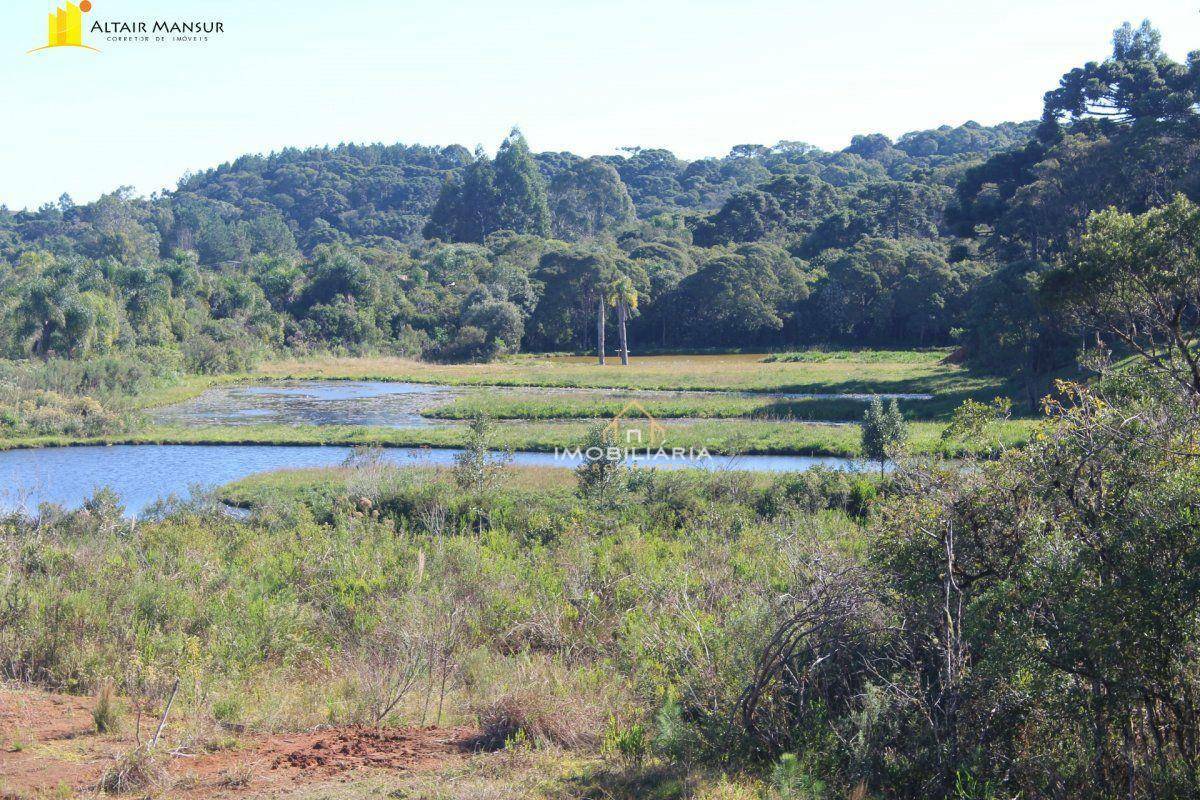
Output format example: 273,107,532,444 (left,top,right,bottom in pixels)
30,1,99,52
